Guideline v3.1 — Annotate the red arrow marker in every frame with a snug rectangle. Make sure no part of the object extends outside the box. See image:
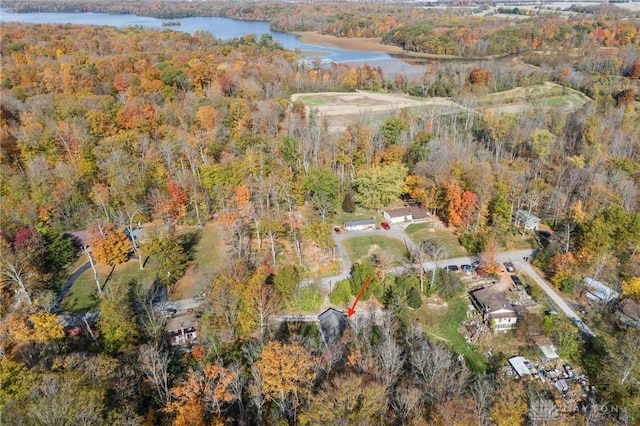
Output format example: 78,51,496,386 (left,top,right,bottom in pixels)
347,276,371,317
